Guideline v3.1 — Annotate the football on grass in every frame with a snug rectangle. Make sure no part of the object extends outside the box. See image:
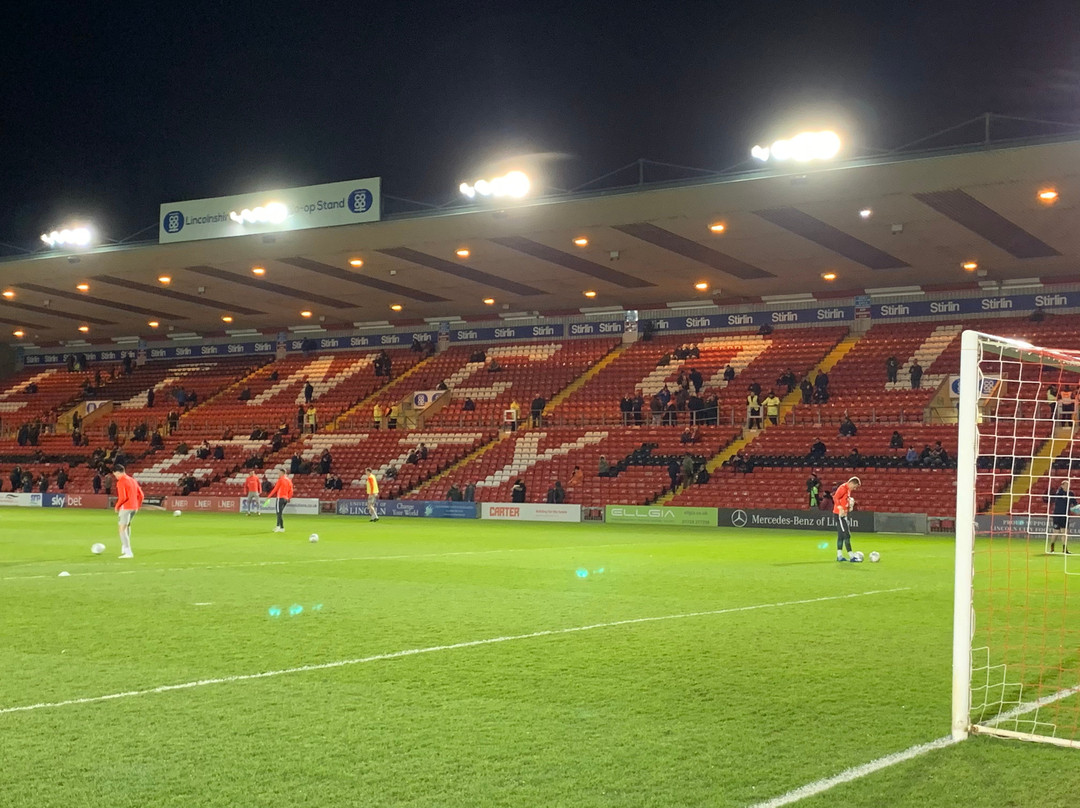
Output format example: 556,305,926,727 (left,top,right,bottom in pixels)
91,543,105,555
173,510,182,517
309,533,319,543
869,551,881,563
852,551,864,562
